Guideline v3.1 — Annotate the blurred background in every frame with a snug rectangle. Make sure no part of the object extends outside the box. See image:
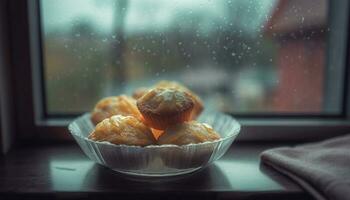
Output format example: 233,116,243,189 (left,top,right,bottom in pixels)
40,0,333,115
